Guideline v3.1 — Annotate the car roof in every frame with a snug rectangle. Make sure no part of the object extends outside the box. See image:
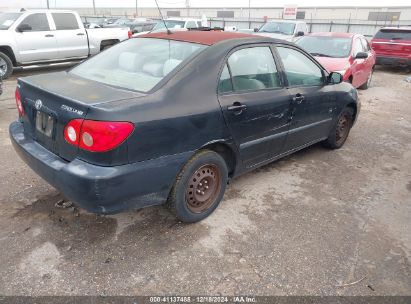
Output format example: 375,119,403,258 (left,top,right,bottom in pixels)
305,32,355,38
378,26,411,31
140,31,264,45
